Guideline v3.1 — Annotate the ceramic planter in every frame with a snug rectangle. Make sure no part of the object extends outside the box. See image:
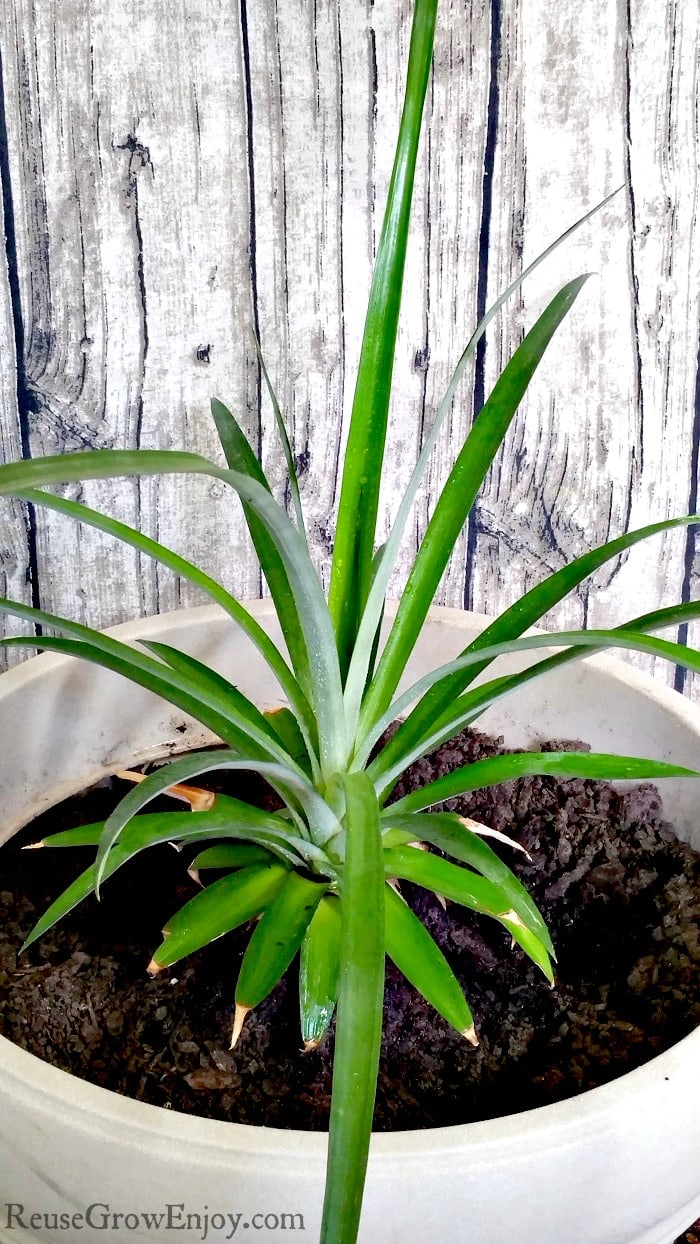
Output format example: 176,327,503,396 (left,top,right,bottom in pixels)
0,602,698,1244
